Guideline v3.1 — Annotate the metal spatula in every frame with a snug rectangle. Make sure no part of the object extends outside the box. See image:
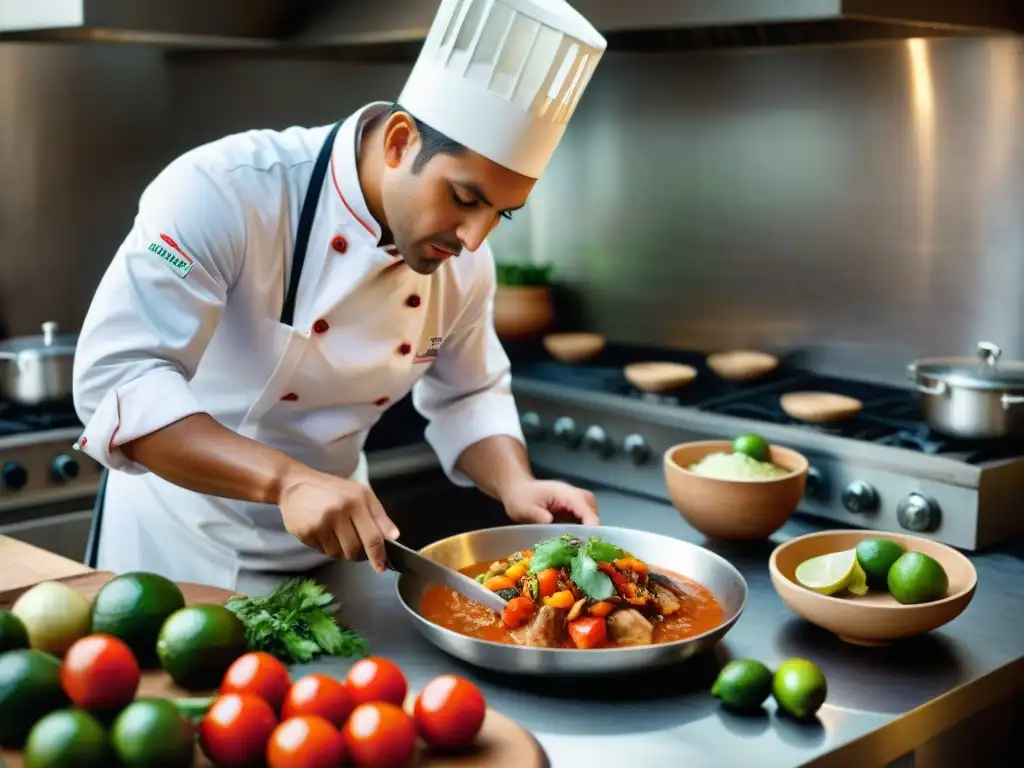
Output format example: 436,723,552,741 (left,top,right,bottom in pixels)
383,539,507,614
